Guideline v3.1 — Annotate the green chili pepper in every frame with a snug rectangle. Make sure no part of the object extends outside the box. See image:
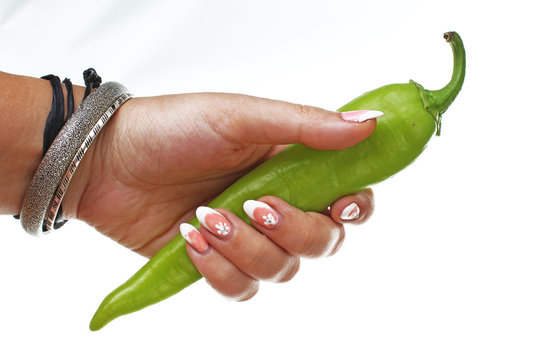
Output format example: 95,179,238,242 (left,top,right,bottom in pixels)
89,31,466,331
